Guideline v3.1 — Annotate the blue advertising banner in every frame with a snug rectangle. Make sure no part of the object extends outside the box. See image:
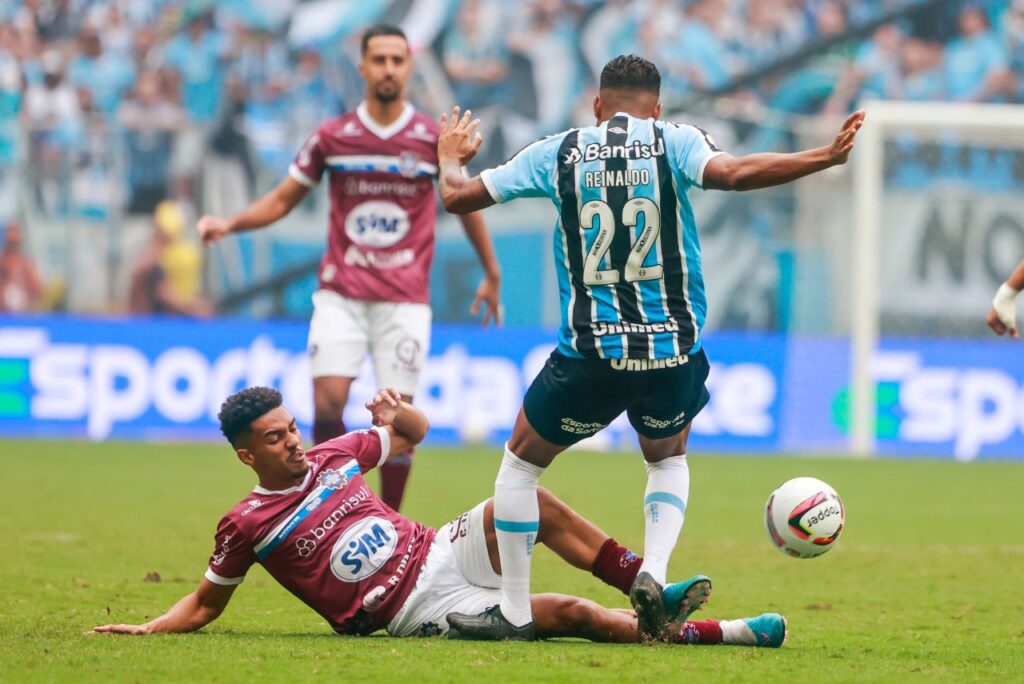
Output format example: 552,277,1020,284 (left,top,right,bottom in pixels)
0,315,1021,460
